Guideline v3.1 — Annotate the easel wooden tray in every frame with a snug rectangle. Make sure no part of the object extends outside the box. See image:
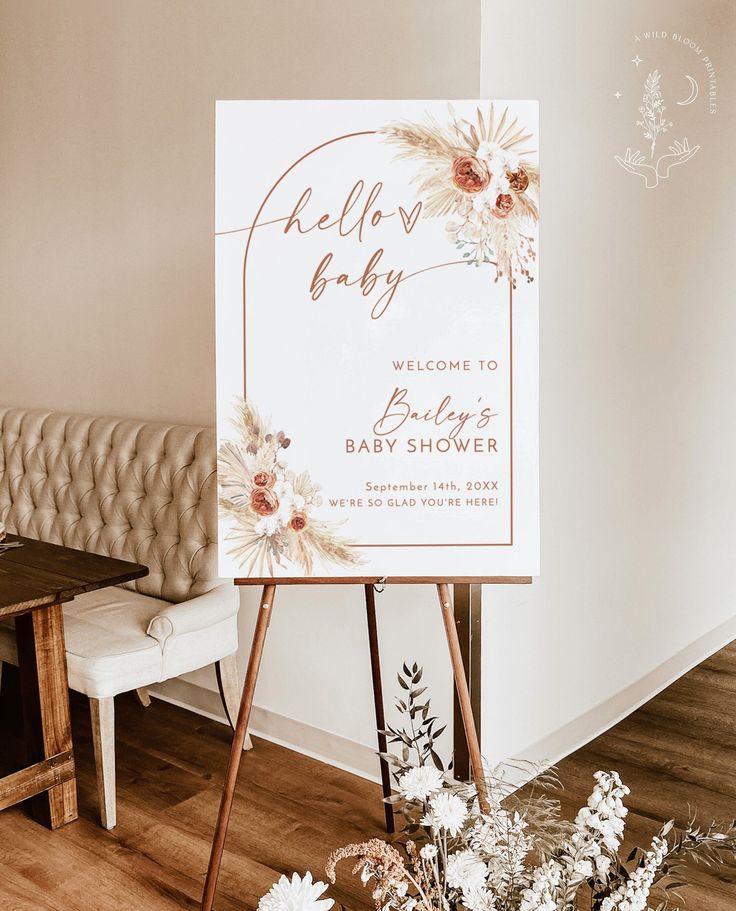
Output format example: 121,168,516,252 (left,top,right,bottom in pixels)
236,576,532,585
